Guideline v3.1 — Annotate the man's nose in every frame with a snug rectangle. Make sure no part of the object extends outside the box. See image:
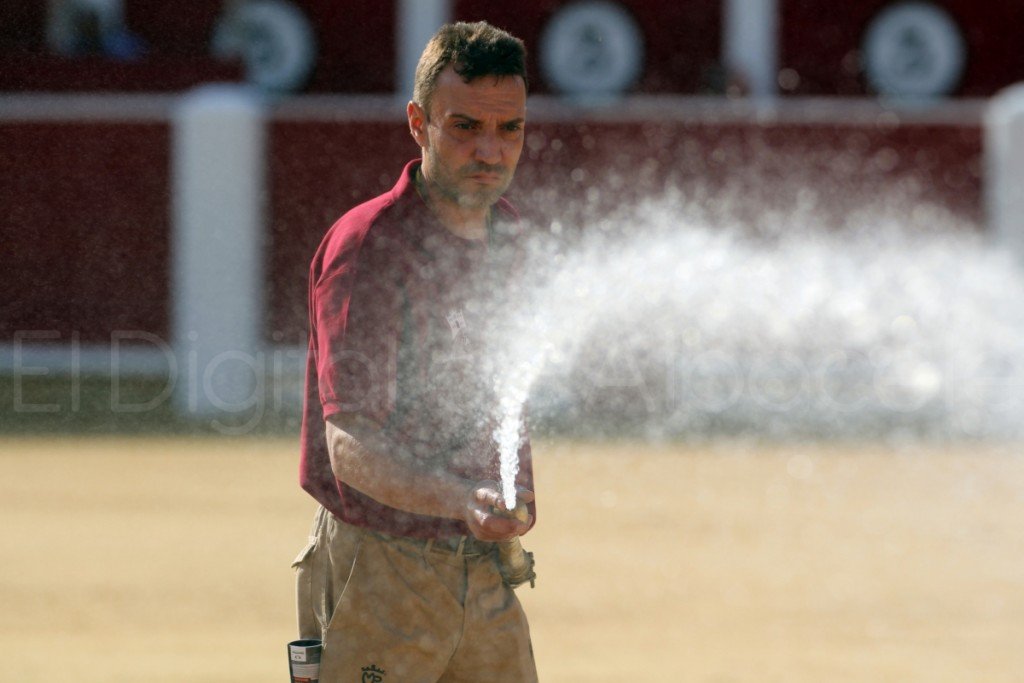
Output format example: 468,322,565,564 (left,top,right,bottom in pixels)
474,131,501,164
